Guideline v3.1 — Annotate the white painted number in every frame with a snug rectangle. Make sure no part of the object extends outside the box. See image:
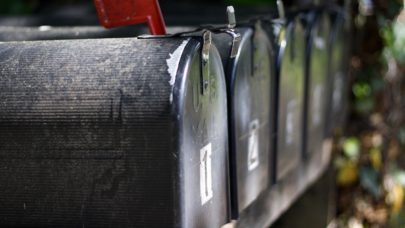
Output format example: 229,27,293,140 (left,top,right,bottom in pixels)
312,85,323,126
248,119,260,171
200,143,213,205
333,73,343,111
286,100,296,145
